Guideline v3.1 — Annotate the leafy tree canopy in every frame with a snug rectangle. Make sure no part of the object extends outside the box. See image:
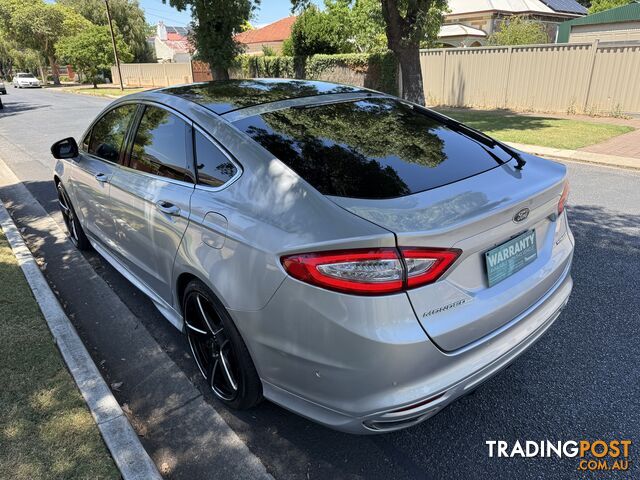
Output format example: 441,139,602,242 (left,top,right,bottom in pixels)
290,5,348,55
0,0,90,82
589,0,634,13
487,16,549,45
58,0,155,62
291,0,448,104
164,0,259,79
0,32,42,76
56,23,133,87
